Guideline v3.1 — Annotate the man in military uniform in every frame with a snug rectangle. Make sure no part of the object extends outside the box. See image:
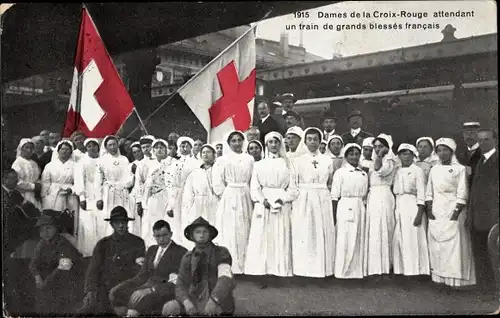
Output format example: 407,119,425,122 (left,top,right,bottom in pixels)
79,206,146,315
